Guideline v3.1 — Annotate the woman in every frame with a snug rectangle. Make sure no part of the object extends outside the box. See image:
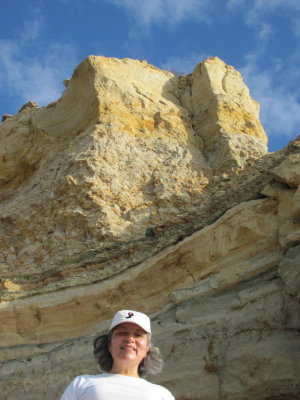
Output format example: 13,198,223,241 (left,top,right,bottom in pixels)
60,309,175,399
